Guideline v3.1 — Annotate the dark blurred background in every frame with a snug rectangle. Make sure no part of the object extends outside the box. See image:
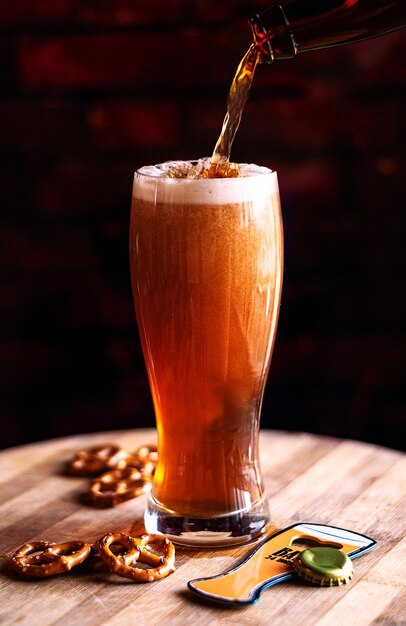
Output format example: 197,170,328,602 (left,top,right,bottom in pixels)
1,1,405,451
